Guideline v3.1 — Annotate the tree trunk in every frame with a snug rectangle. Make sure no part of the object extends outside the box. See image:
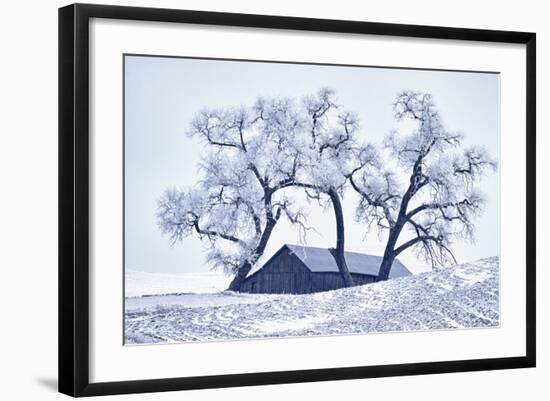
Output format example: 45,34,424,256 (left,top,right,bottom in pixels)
328,188,354,287
378,183,413,281
377,226,401,281
227,214,278,291
377,253,395,282
227,261,253,291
